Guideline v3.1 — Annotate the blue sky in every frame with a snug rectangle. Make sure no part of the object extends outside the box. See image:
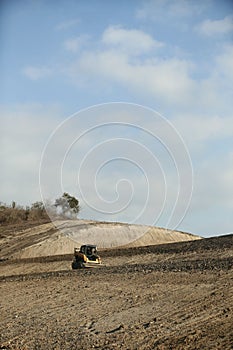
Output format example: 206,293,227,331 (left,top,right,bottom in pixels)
1,0,233,237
